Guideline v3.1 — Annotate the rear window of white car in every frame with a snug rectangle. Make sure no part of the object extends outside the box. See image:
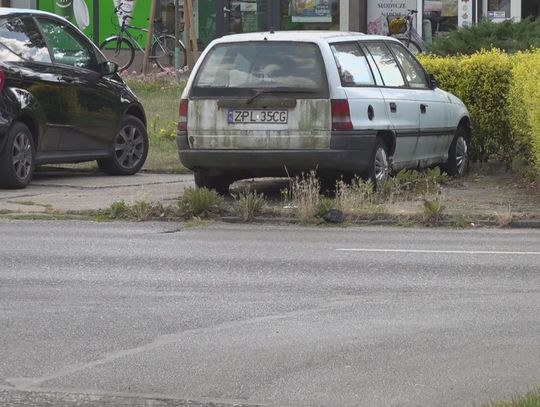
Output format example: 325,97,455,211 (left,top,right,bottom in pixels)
191,41,329,97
